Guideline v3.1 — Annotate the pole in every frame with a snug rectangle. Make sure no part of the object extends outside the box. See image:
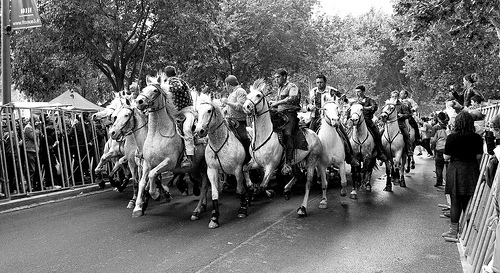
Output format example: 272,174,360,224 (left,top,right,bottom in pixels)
1,0,12,104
